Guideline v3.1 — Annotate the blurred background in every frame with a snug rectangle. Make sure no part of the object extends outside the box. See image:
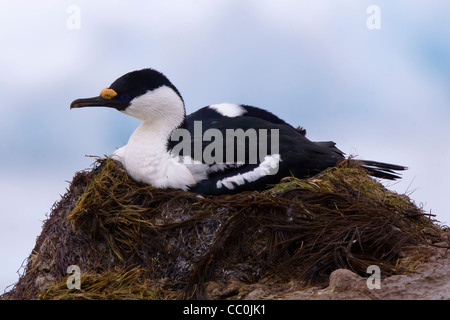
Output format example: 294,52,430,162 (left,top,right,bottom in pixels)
1,0,449,294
